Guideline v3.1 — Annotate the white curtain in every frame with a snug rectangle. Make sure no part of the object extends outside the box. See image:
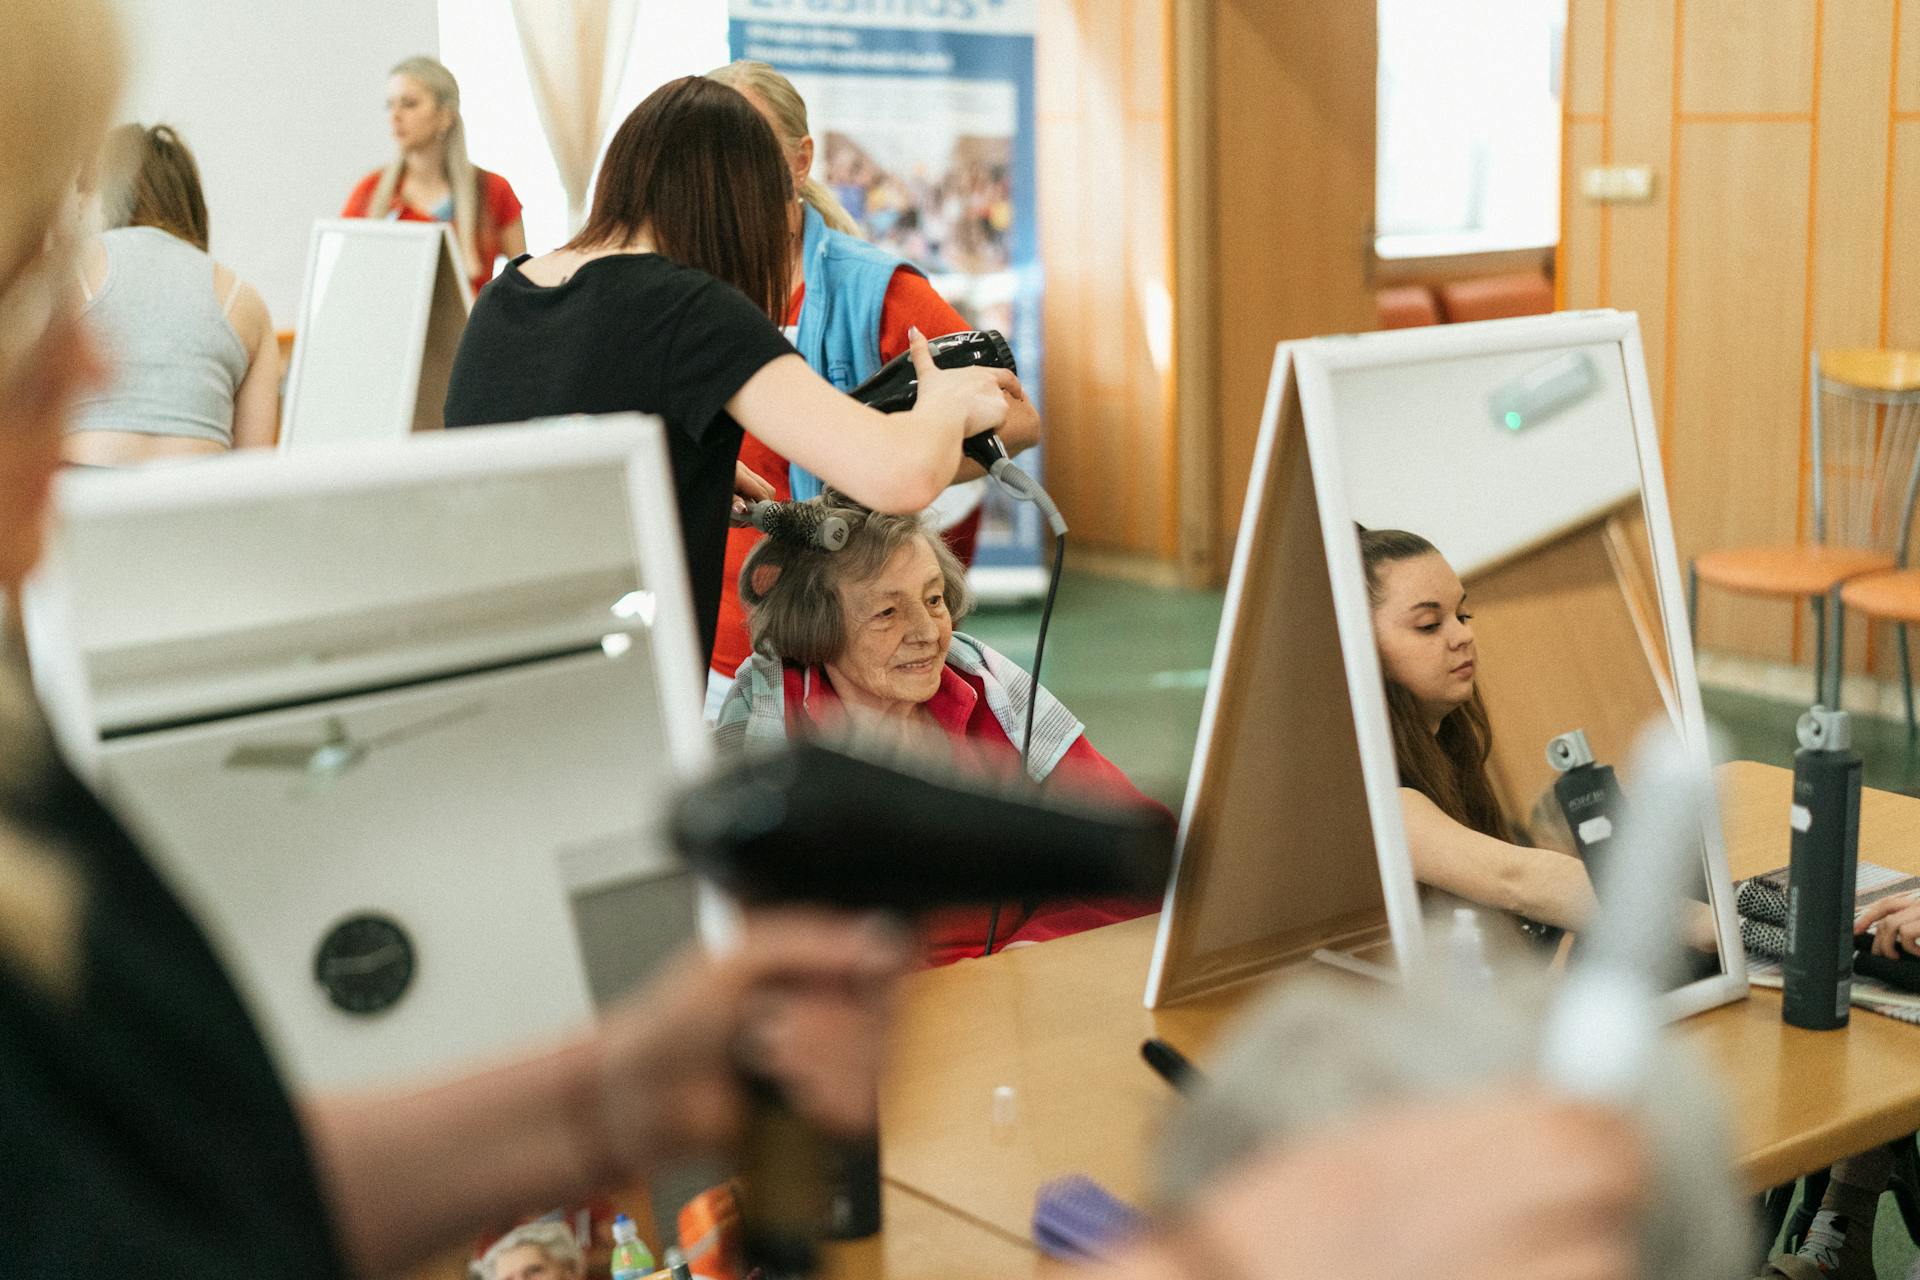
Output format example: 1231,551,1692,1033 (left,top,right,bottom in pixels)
509,0,640,232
